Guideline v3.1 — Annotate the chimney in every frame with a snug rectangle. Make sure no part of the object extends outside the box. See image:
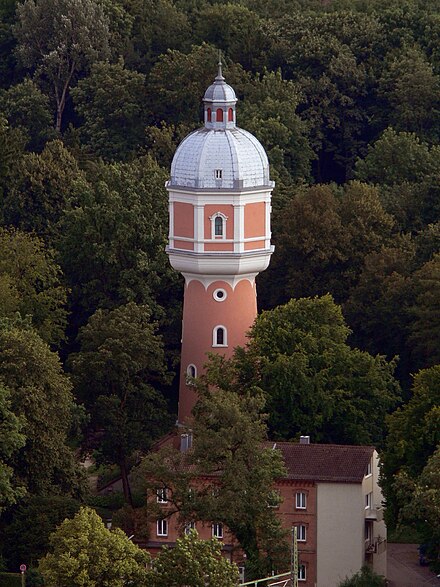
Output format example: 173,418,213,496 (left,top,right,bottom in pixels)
299,436,310,444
